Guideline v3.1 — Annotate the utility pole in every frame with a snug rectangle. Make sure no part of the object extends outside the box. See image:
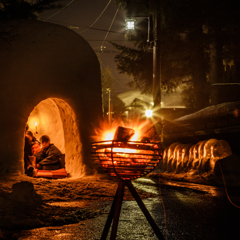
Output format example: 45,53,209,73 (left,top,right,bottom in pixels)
125,0,161,108
106,88,111,124
152,0,161,109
